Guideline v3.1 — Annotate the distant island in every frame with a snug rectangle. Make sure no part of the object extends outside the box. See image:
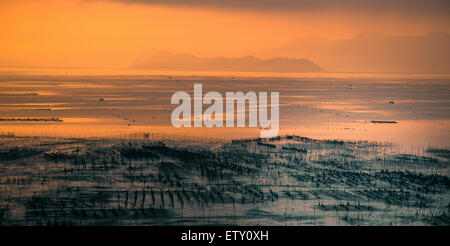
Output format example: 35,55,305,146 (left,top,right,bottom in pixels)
131,51,323,73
